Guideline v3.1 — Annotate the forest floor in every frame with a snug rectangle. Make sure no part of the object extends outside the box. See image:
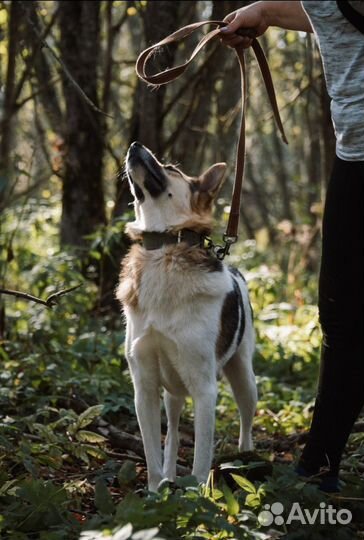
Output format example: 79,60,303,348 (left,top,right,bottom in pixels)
1,324,364,540
1,203,364,539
